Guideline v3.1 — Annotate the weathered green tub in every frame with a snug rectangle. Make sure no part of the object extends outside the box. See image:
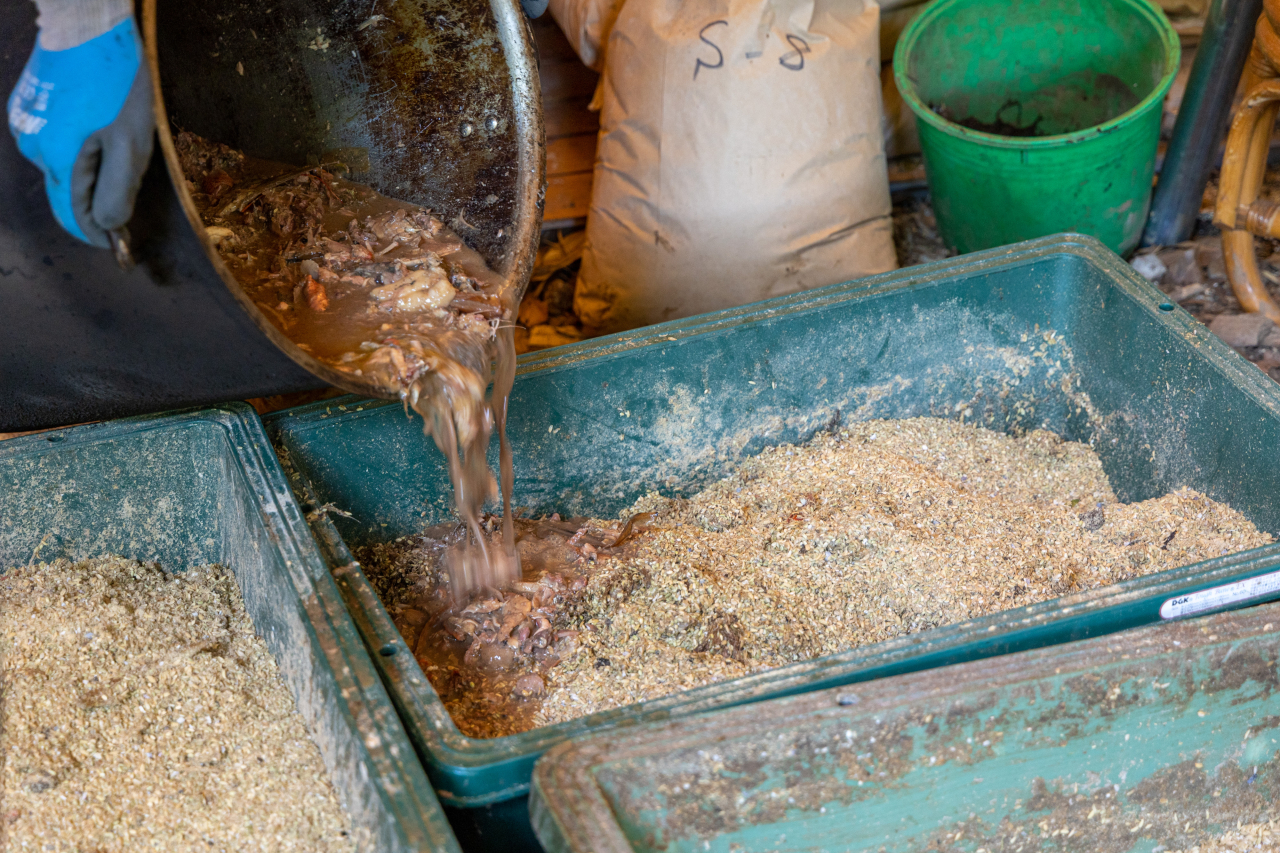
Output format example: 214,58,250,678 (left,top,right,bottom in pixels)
265,233,1280,837
0,405,461,852
530,599,1280,853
